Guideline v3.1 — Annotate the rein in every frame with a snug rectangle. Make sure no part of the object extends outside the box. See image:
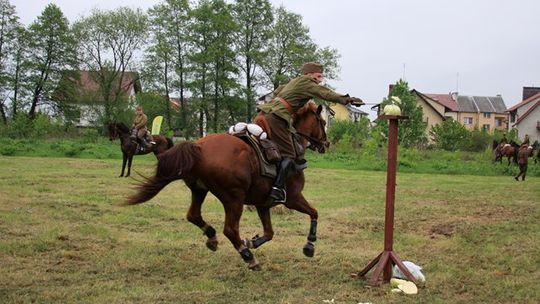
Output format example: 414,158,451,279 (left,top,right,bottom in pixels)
296,131,328,151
